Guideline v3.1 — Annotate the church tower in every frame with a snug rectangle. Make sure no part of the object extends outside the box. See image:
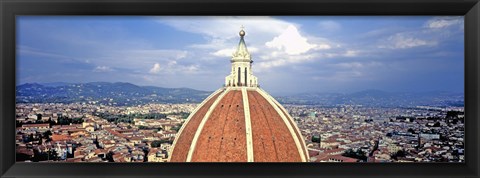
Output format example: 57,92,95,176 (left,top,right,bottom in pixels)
225,28,258,87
